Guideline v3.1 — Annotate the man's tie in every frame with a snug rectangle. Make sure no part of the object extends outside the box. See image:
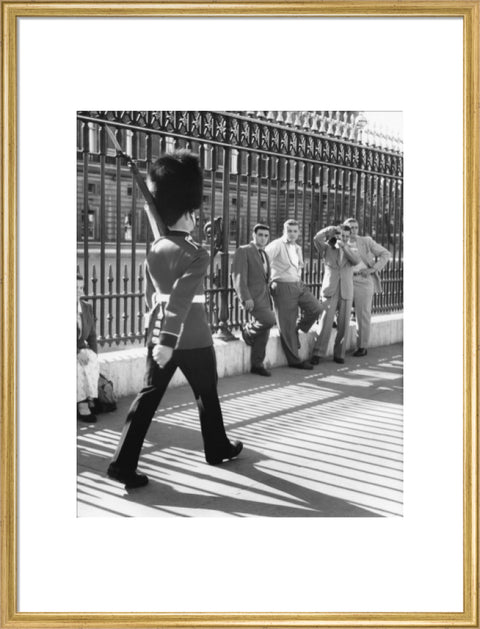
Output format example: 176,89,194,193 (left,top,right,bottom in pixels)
259,249,268,277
